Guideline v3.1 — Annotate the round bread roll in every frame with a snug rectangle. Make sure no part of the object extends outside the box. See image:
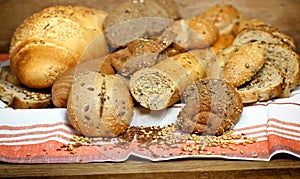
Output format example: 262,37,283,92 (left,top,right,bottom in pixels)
67,71,134,137
9,5,108,89
51,57,115,108
166,18,219,50
196,4,241,35
177,79,243,135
